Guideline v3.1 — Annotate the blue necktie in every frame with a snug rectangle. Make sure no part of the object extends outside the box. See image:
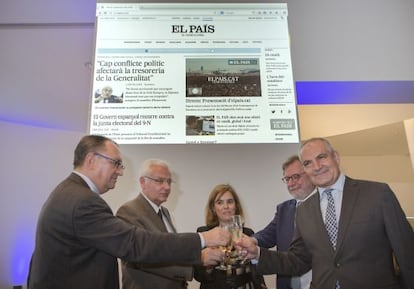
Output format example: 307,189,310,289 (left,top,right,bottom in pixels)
324,189,340,289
